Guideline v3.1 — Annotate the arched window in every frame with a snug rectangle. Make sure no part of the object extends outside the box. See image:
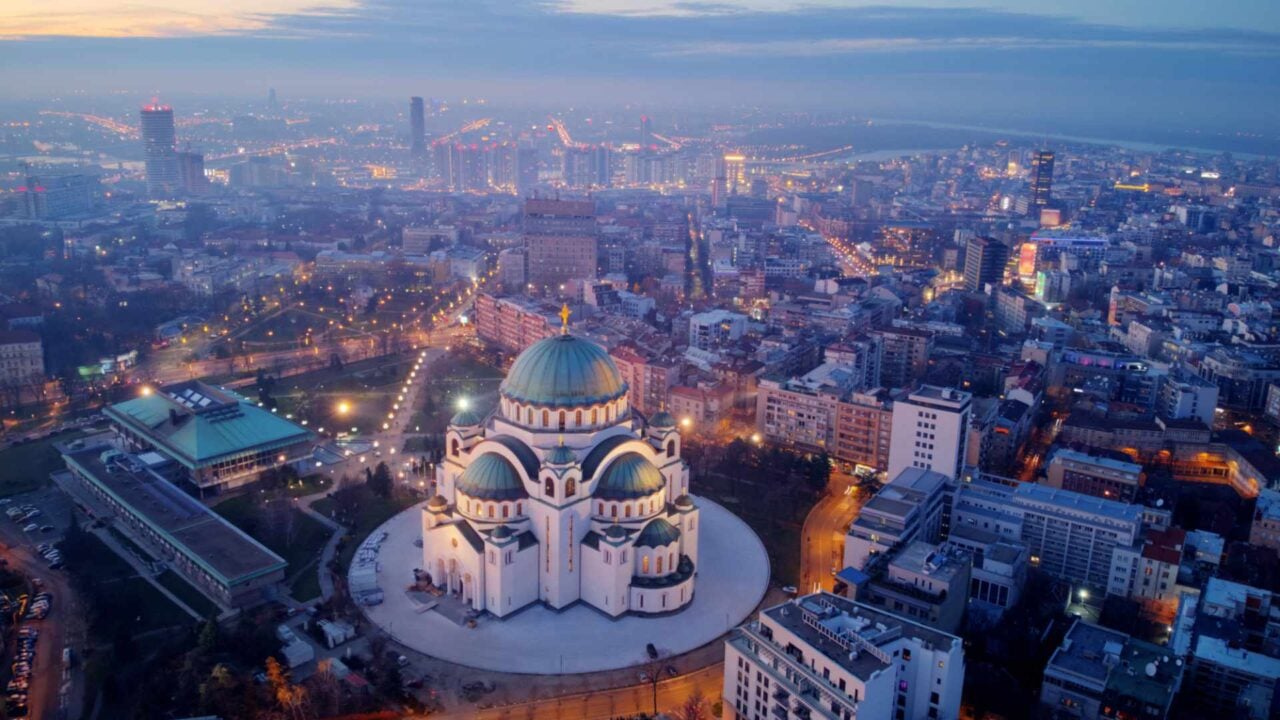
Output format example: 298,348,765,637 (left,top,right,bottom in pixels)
526,407,533,424
575,409,583,427
669,552,675,570
487,504,495,518
544,477,555,498
463,499,470,513
451,439,460,457
502,505,509,519
597,502,604,514
565,477,576,497
517,502,523,515
611,504,618,518
541,409,549,427
642,556,650,574
656,556,664,574
625,505,632,518
591,408,598,424
558,411,566,431
666,440,675,458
